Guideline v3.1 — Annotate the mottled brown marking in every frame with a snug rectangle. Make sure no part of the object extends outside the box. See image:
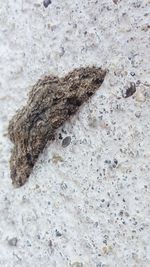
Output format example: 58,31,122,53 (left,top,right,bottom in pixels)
8,67,106,187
